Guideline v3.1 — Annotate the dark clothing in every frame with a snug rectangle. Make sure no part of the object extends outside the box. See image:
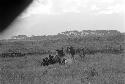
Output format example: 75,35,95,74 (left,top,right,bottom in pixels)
81,48,85,56
56,49,65,57
41,54,62,66
69,46,75,56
